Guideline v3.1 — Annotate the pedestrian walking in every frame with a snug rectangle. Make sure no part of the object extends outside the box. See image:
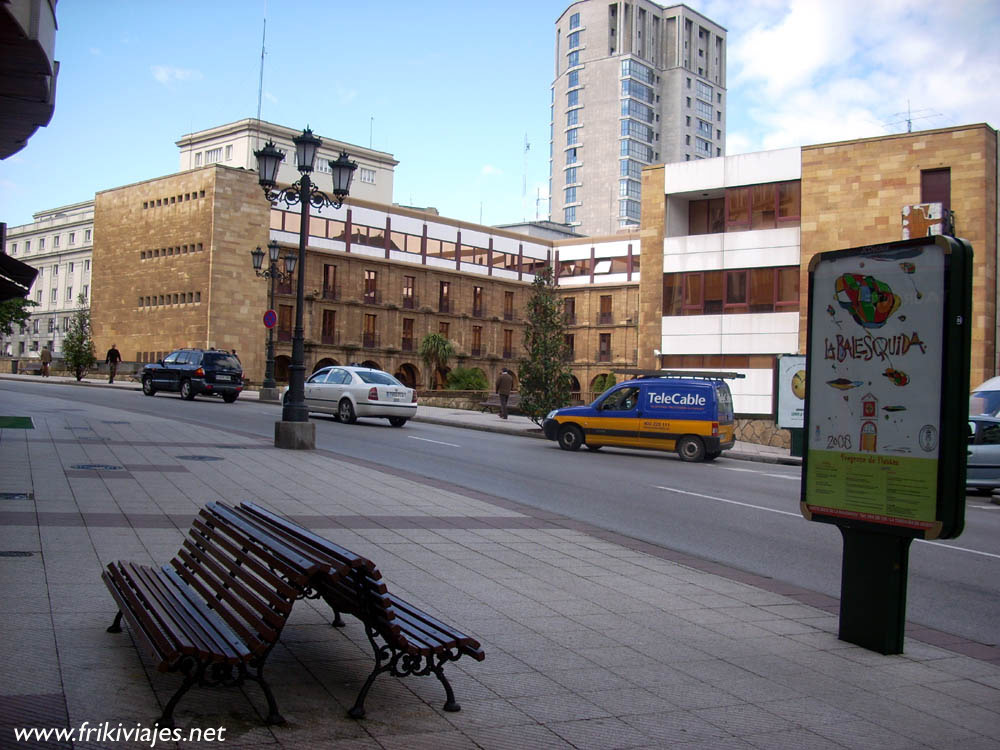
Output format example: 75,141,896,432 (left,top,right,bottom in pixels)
105,343,122,384
40,346,52,377
495,367,514,419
